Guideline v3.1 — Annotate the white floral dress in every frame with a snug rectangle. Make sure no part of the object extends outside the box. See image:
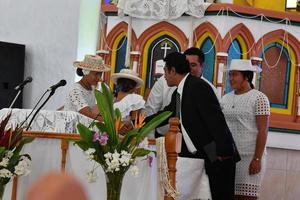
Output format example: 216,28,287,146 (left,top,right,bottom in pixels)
220,89,270,197
64,83,96,112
